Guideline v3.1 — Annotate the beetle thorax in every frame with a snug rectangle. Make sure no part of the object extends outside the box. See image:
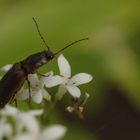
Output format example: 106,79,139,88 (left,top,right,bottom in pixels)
21,50,54,74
